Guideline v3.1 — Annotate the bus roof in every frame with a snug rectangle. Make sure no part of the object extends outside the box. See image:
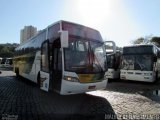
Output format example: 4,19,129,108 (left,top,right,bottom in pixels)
15,20,102,52
124,44,155,48
19,20,100,46
124,44,160,51
123,44,160,55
